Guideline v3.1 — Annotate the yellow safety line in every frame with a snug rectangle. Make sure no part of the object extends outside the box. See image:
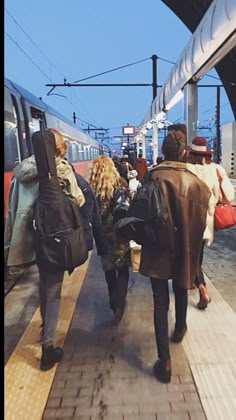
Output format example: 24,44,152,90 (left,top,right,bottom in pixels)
4,253,91,420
